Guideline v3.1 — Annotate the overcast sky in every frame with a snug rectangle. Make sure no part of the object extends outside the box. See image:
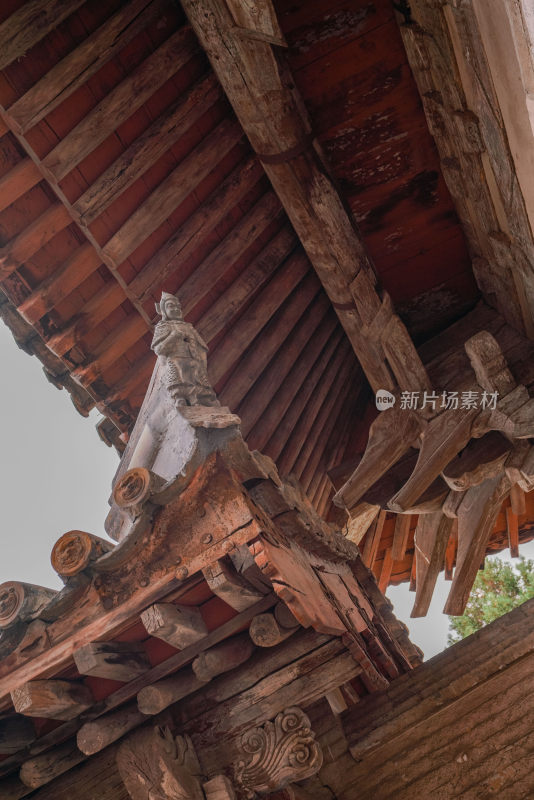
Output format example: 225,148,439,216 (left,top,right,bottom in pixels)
0,321,118,590
1,320,531,659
